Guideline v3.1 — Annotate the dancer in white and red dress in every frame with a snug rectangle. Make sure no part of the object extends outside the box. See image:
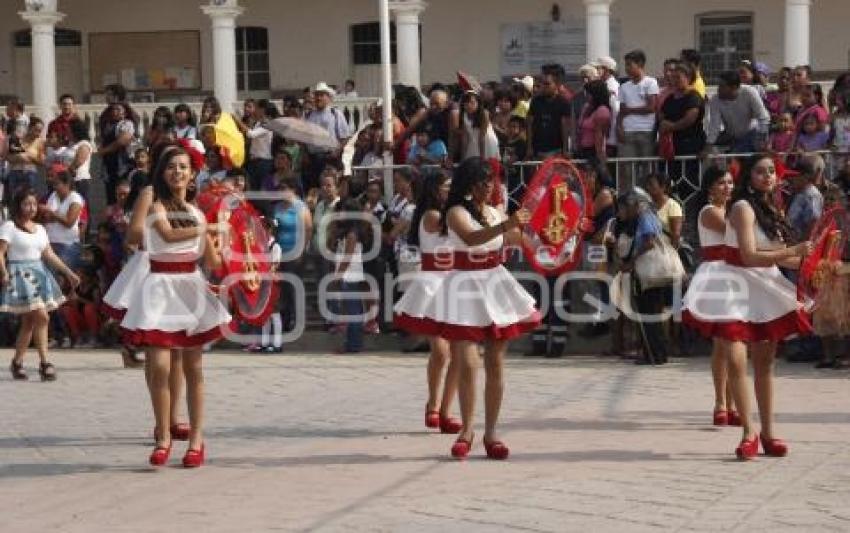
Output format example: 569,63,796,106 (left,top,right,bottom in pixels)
682,154,812,460
682,167,740,427
120,142,231,468
102,183,193,443
396,157,540,460
394,171,461,434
